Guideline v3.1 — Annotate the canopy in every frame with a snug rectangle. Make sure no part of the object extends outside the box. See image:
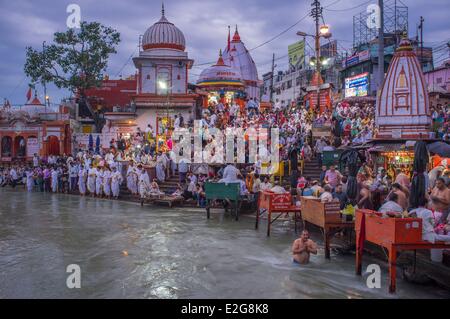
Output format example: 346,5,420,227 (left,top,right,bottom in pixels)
427,141,450,158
